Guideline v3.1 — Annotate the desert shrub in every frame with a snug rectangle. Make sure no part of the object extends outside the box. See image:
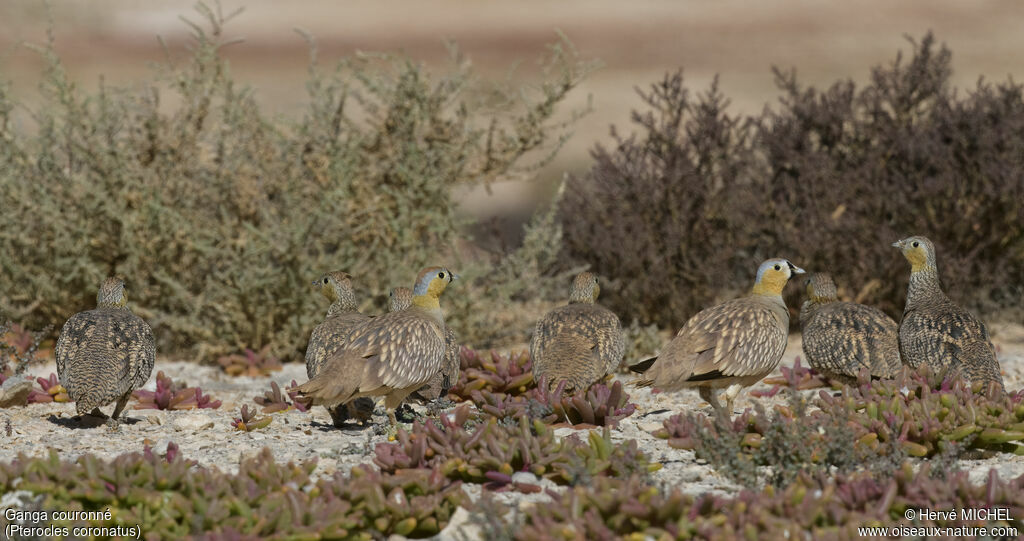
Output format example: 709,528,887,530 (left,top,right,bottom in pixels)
562,32,1024,328
0,447,465,539
0,3,592,360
